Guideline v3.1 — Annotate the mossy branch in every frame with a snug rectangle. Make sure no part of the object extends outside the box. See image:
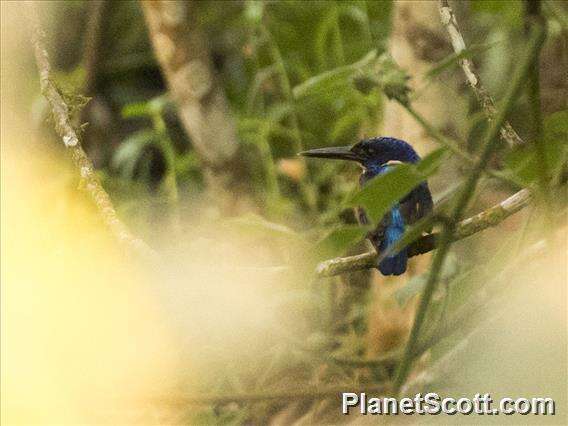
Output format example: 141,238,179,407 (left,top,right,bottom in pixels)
29,6,156,260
